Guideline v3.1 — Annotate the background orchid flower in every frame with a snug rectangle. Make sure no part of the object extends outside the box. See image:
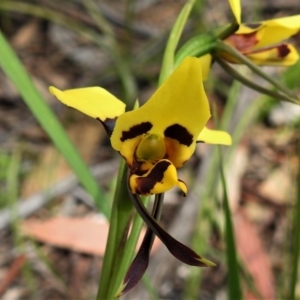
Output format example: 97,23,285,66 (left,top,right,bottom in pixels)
225,0,300,66
50,57,231,198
